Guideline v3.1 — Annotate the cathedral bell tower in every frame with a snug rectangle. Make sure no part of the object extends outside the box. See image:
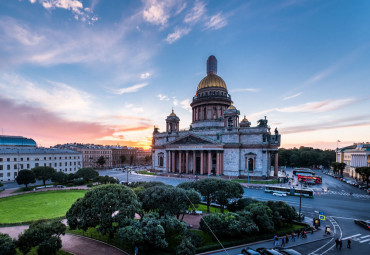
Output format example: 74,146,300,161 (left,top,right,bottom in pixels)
166,109,180,133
